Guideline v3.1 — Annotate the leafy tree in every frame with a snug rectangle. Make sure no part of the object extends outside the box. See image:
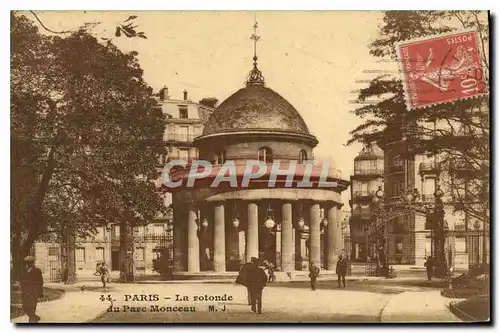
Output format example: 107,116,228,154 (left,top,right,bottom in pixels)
11,12,166,280
347,11,489,235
